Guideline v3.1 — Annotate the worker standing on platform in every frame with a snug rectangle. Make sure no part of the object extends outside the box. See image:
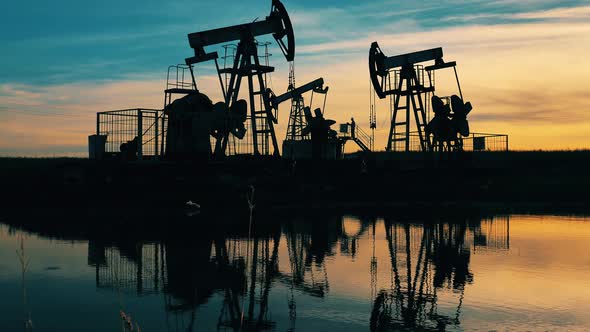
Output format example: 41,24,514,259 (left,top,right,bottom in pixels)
350,117,356,139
